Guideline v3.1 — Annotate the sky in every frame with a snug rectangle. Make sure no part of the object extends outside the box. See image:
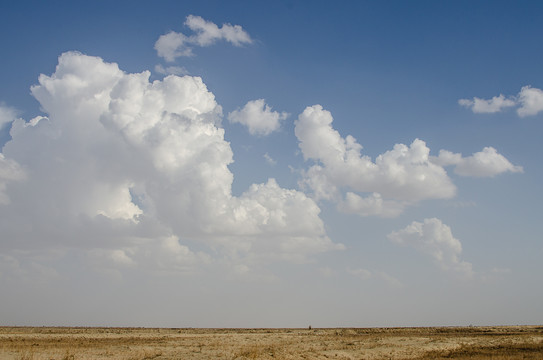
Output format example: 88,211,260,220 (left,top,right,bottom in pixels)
0,0,542,328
